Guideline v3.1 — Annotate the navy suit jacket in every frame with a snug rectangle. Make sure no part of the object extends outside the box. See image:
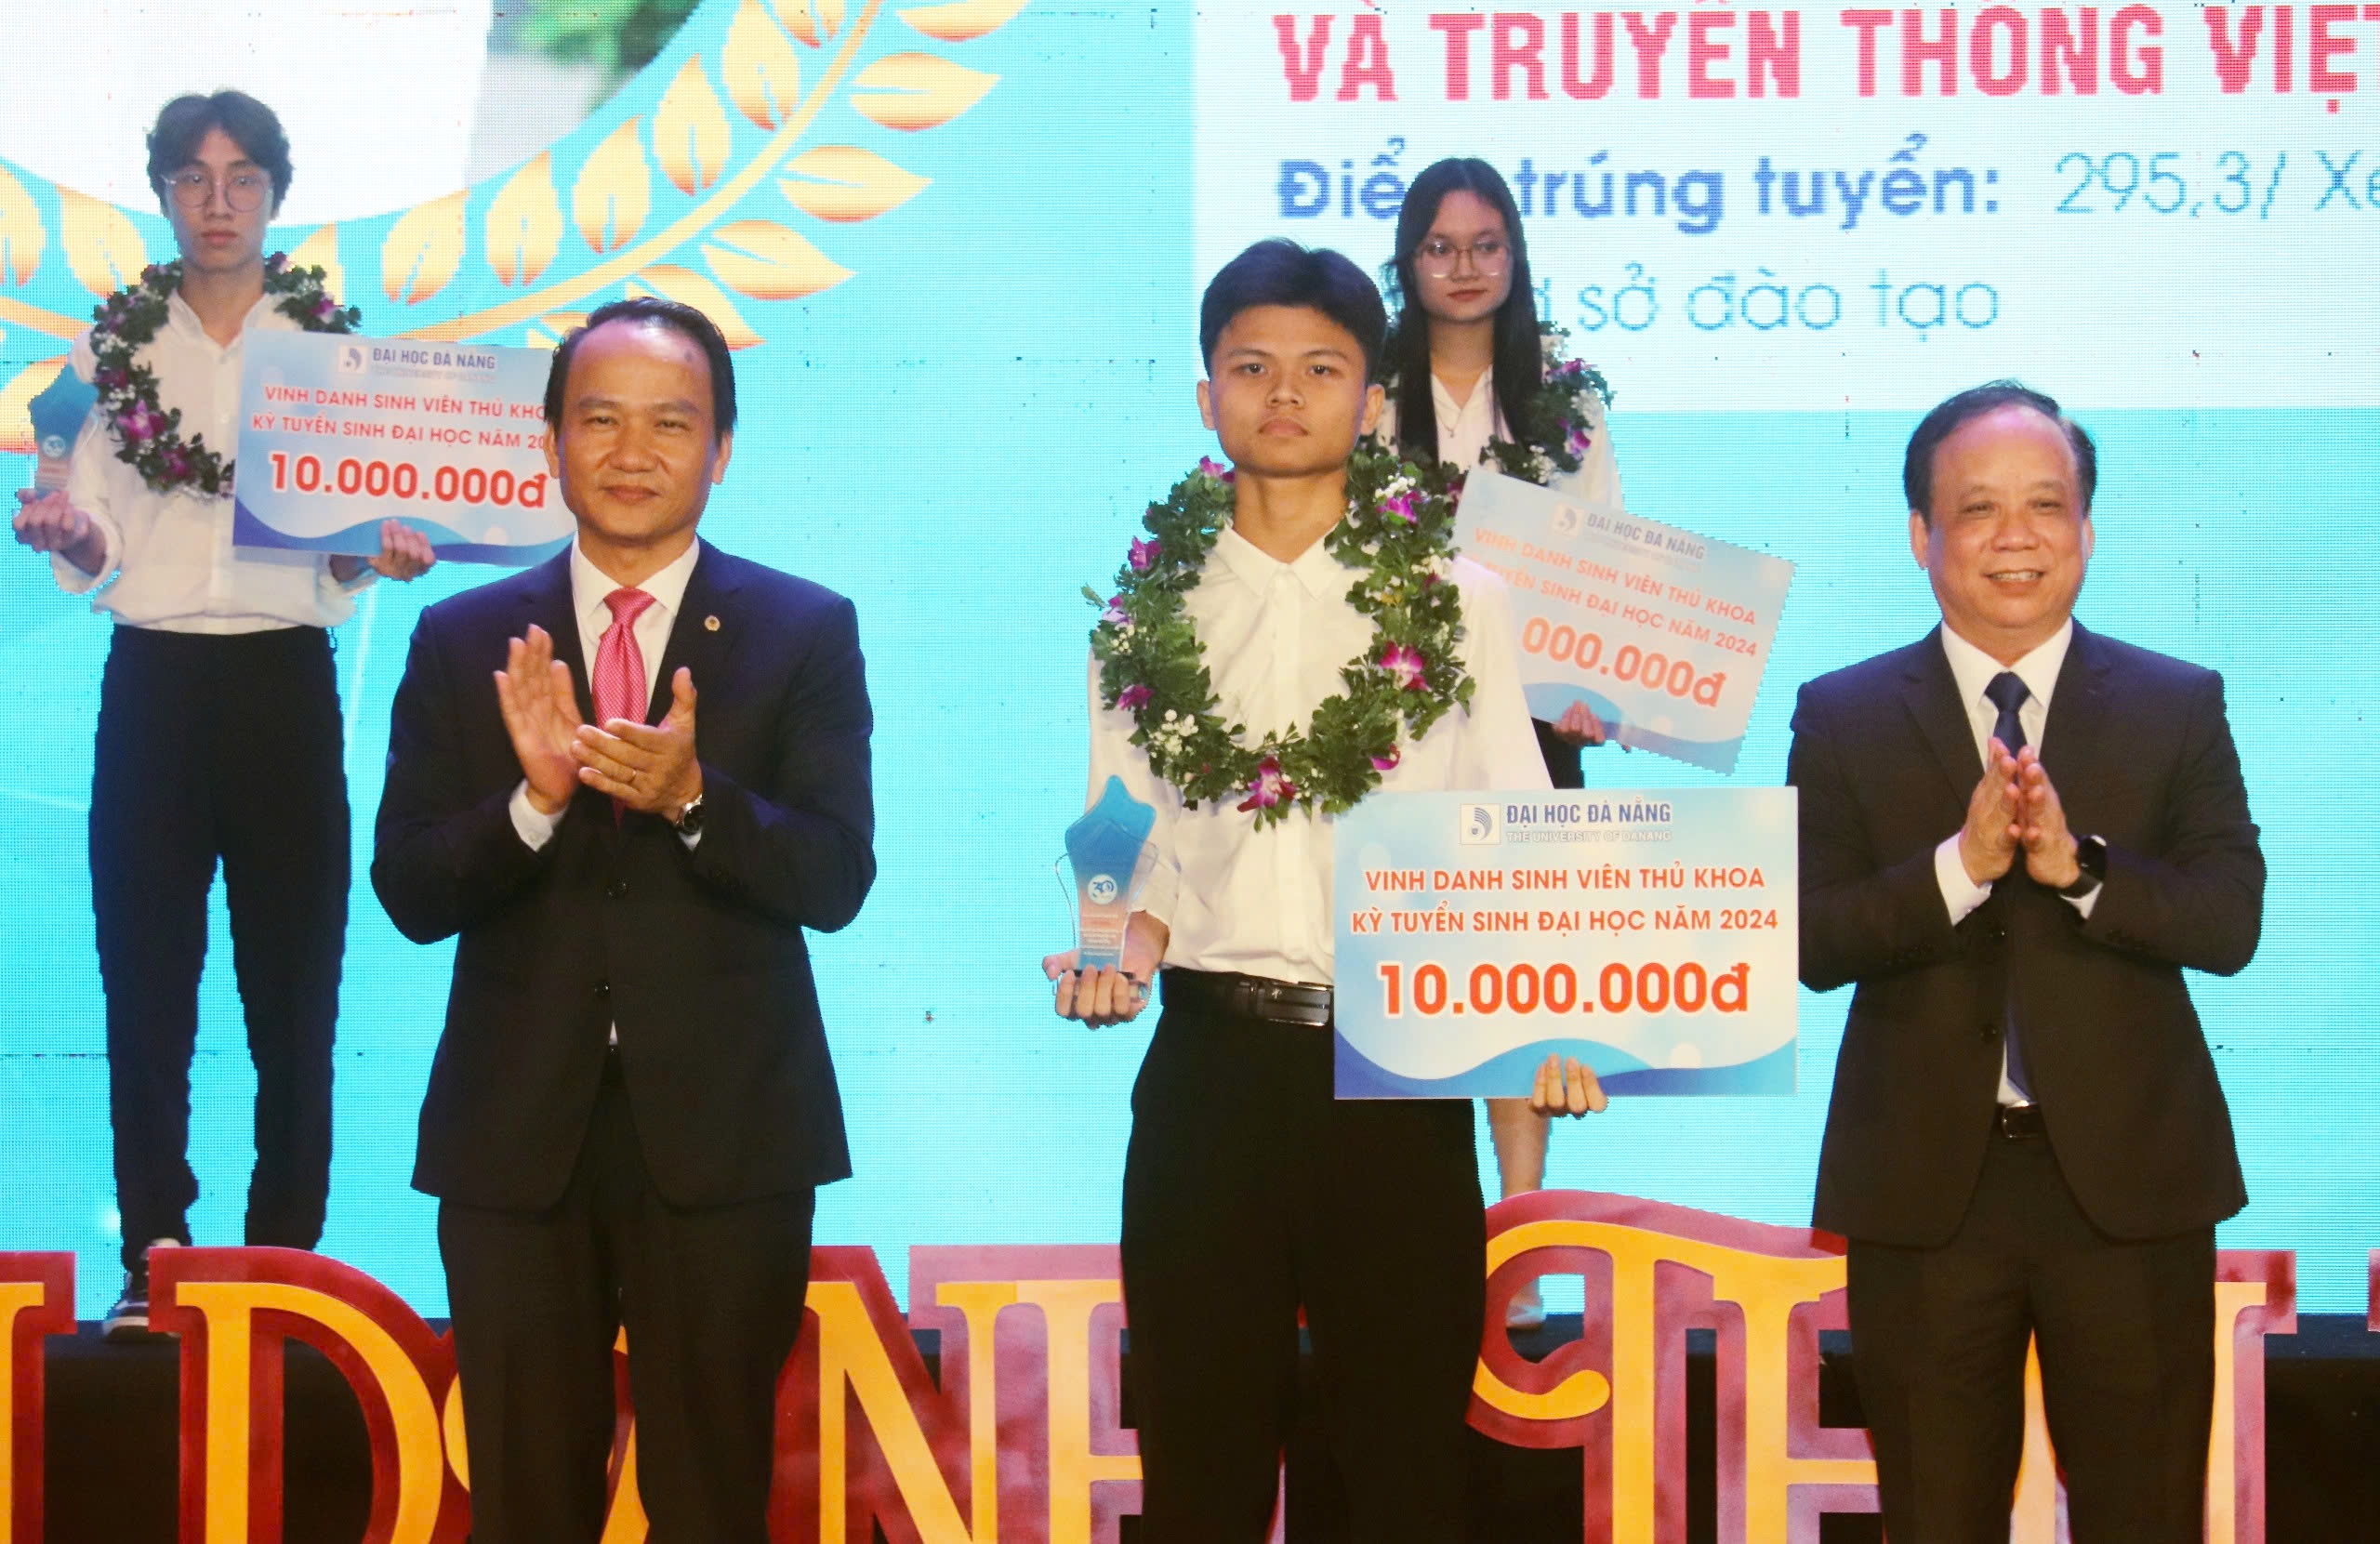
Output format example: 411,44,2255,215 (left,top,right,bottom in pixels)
372,543,875,1212
1788,623,2262,1247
